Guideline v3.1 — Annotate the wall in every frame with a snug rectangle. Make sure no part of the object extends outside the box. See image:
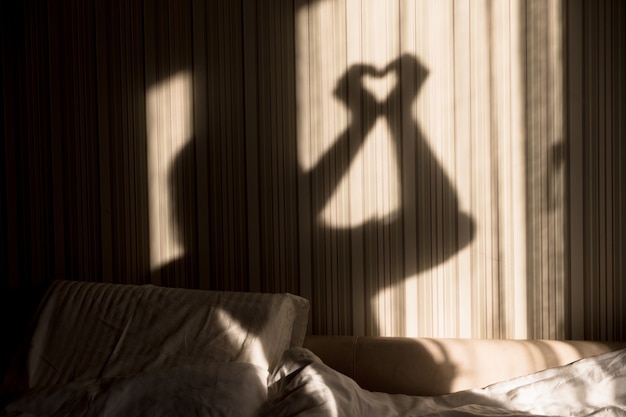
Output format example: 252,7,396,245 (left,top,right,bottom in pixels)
1,0,624,340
